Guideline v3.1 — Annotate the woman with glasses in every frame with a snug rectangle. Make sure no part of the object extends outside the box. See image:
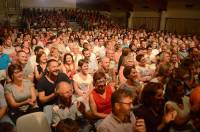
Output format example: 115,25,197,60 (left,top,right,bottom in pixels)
89,71,114,121
4,64,38,123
